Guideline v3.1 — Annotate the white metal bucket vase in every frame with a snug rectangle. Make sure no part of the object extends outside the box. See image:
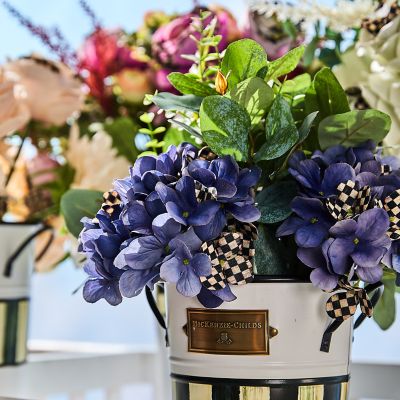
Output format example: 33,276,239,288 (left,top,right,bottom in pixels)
158,277,353,400
0,223,51,366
